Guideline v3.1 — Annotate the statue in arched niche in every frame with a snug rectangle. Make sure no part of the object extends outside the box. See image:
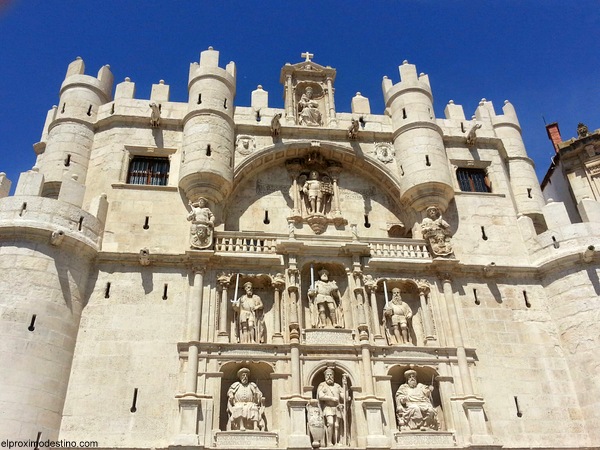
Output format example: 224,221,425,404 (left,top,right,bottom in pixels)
316,367,350,446
382,287,413,345
298,86,322,126
308,269,344,329
227,367,265,431
395,369,439,431
232,282,265,344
